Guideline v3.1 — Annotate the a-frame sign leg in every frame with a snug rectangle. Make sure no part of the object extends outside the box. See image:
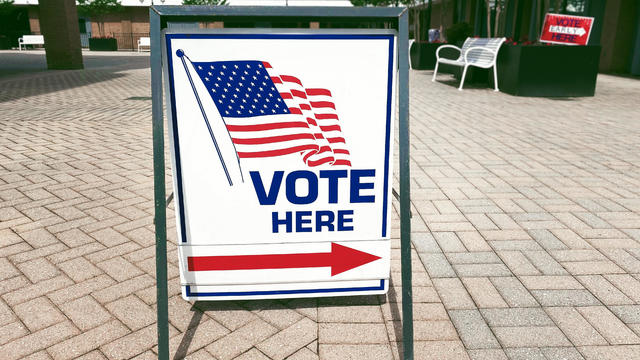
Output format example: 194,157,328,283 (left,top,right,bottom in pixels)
398,9,414,360
150,8,170,360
